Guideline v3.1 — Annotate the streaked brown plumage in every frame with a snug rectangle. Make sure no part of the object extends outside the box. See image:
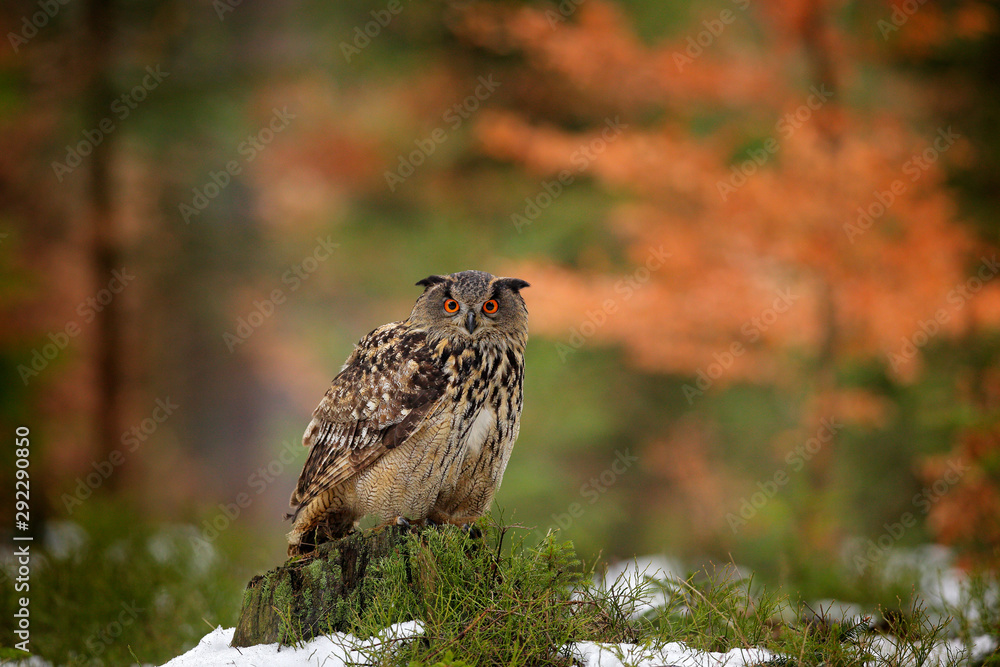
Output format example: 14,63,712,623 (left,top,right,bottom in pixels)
286,270,528,555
